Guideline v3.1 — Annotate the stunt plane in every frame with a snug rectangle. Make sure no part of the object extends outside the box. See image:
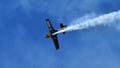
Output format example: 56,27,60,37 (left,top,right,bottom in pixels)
45,19,67,50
